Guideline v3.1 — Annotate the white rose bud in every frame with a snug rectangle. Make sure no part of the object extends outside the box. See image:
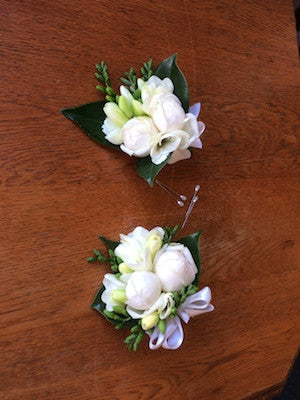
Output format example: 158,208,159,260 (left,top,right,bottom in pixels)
120,117,159,158
151,92,186,132
154,244,197,292
126,271,162,310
